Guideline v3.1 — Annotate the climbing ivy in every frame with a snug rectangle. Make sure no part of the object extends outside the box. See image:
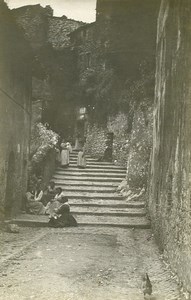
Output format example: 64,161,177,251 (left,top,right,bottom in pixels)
30,122,59,165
